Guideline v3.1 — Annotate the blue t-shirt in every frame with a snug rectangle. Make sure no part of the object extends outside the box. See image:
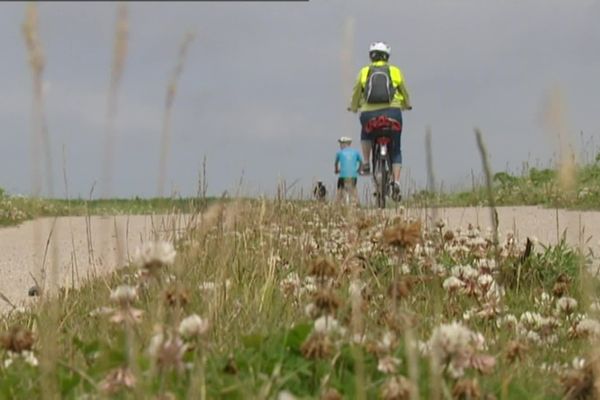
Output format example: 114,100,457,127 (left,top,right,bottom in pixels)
335,147,363,178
